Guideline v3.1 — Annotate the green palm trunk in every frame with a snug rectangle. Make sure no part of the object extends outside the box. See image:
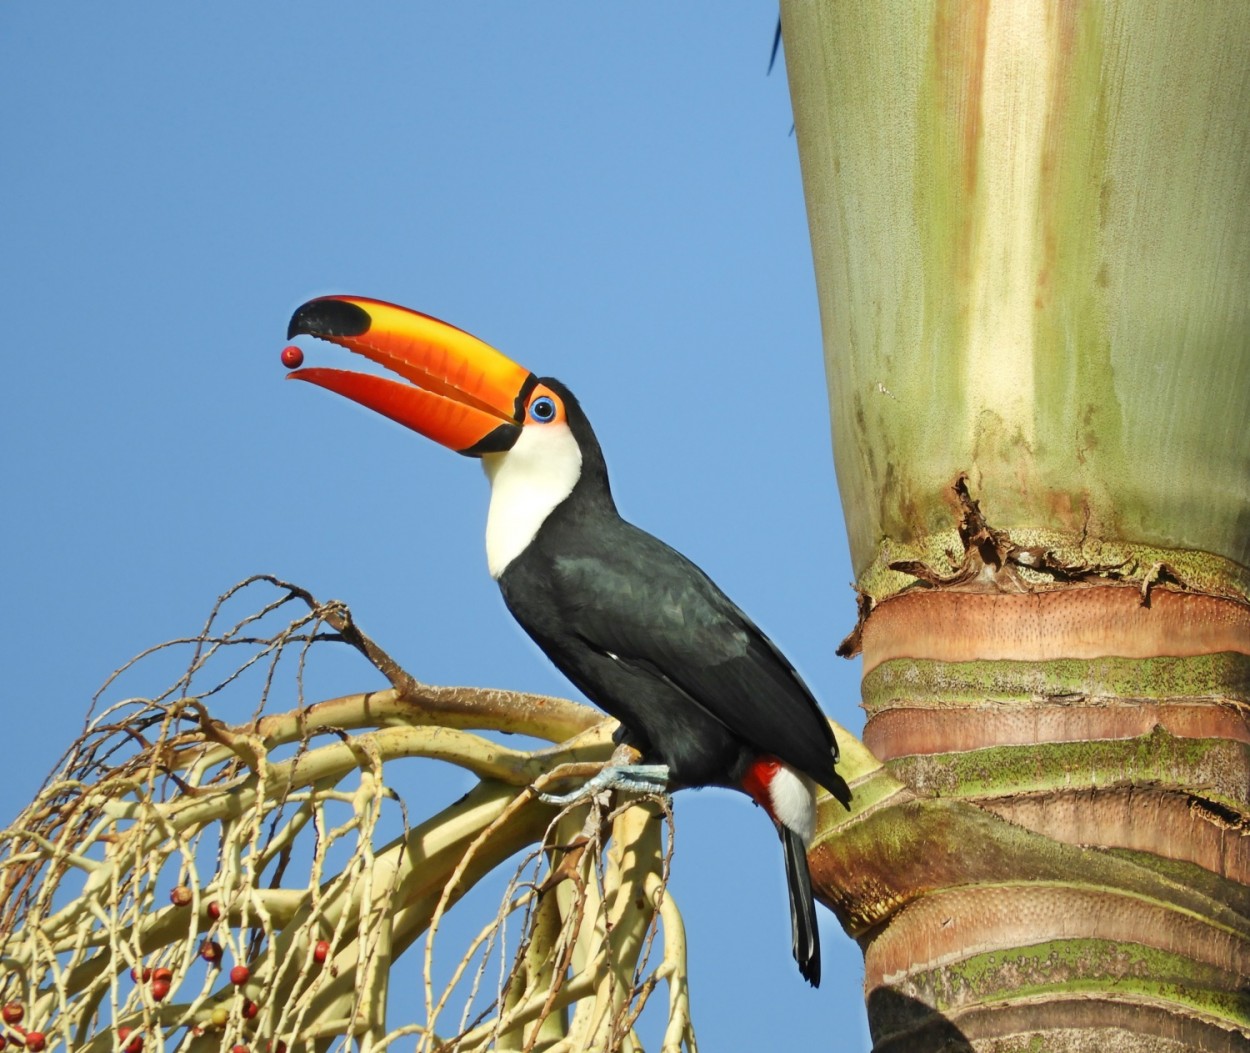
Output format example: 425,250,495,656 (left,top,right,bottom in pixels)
781,2,1250,1049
